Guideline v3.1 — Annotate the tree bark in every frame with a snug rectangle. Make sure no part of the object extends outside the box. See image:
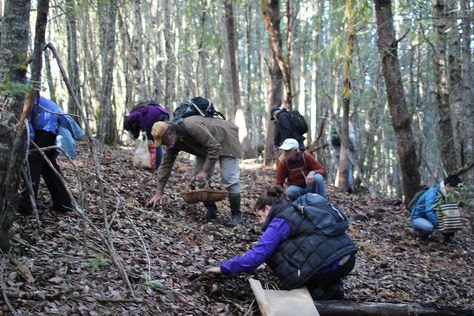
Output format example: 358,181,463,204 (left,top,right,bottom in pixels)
0,0,34,252
98,0,118,145
131,0,144,102
65,0,81,119
374,0,421,203
431,0,458,173
261,0,283,166
163,0,175,105
338,0,356,192
314,300,473,316
260,0,292,109
224,0,241,123
459,0,474,185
